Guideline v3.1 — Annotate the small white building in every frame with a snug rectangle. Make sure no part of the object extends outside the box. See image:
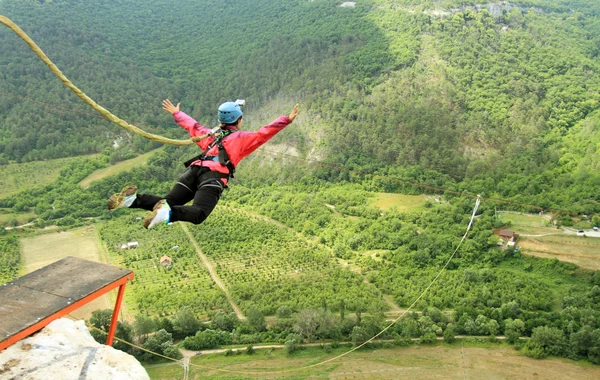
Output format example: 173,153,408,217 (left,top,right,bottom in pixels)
120,242,139,249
